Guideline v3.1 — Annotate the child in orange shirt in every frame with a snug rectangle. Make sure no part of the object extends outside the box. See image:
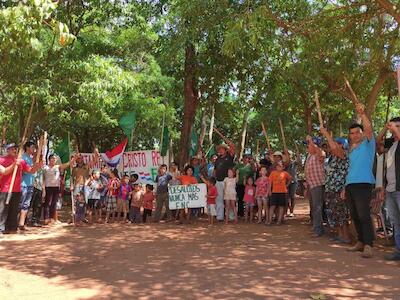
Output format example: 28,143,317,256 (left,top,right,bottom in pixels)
268,162,292,225
177,165,198,222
